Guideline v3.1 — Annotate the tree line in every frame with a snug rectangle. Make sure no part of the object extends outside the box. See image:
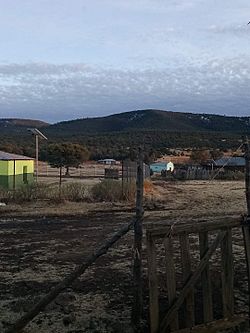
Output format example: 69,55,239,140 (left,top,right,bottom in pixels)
0,129,243,166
